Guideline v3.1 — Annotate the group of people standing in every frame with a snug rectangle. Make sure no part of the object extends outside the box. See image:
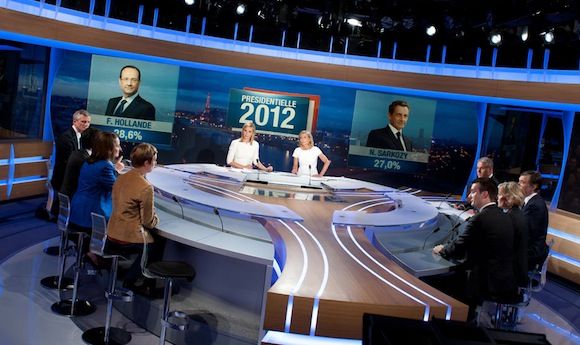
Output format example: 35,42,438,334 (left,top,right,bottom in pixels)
432,157,550,320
